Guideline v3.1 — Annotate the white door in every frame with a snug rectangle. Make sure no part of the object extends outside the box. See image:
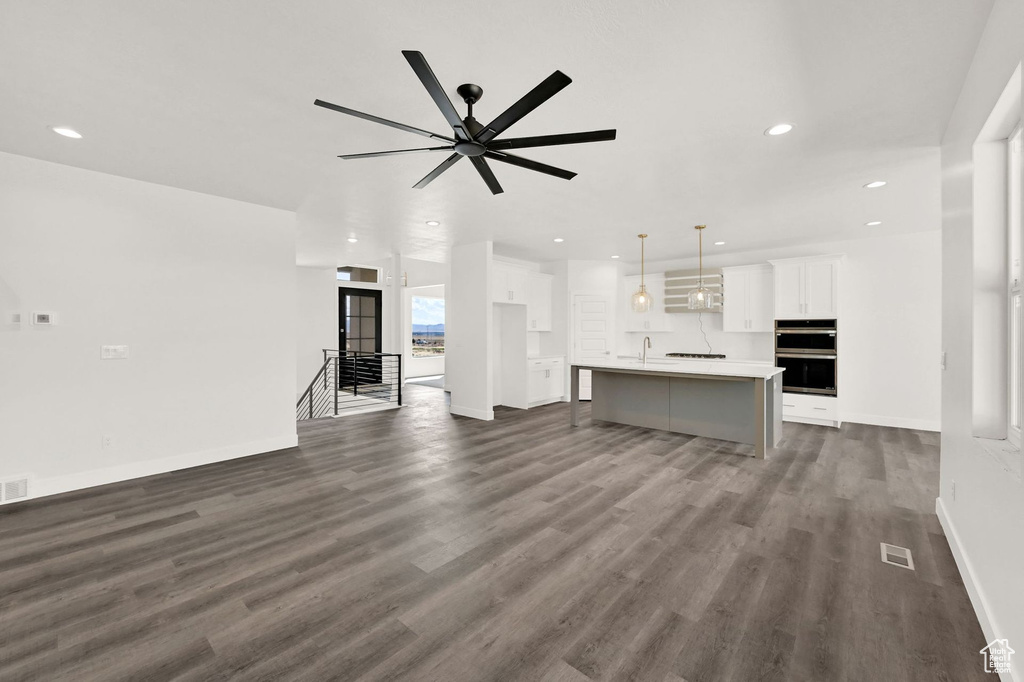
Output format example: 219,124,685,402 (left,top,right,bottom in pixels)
773,262,804,319
573,294,612,400
805,260,838,317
